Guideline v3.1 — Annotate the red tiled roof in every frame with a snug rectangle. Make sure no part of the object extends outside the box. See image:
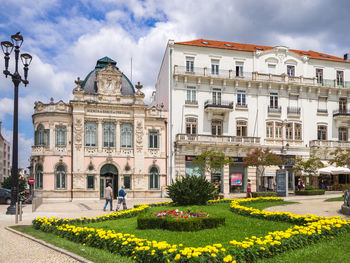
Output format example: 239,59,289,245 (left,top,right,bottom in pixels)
175,39,347,63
